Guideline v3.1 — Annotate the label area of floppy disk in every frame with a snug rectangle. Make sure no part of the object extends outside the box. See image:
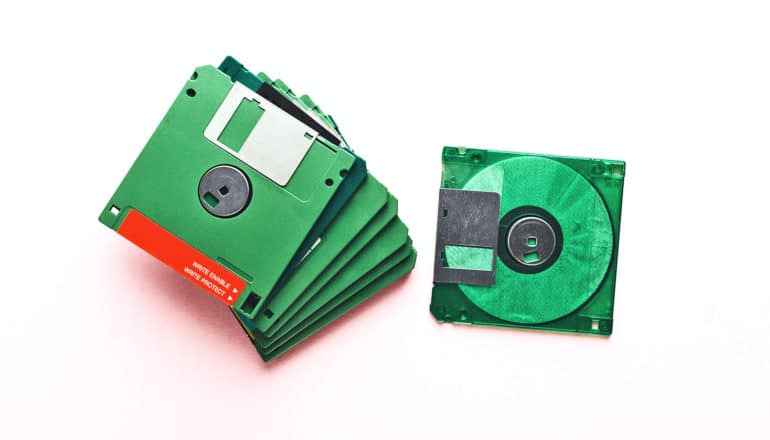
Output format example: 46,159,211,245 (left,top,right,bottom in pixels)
116,209,246,306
